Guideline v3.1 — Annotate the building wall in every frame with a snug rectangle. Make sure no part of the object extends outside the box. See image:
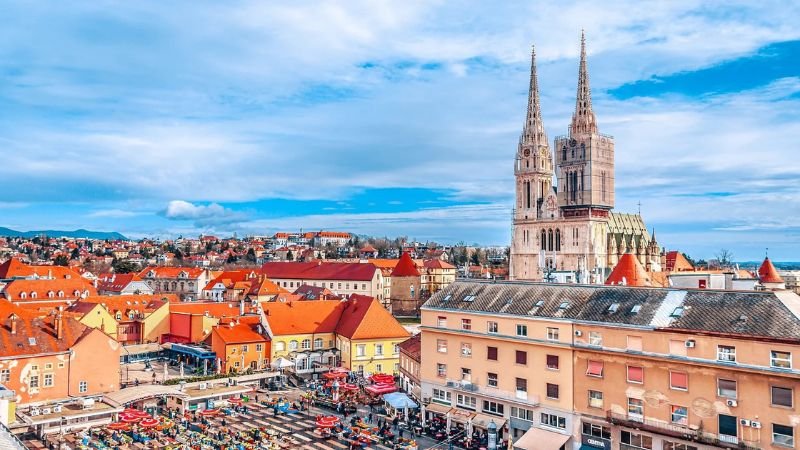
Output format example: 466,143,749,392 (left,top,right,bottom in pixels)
271,332,337,373
211,336,269,373
67,328,121,398
141,303,170,343
78,304,118,336
346,338,402,375
390,275,422,316
269,271,384,301
0,353,71,405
